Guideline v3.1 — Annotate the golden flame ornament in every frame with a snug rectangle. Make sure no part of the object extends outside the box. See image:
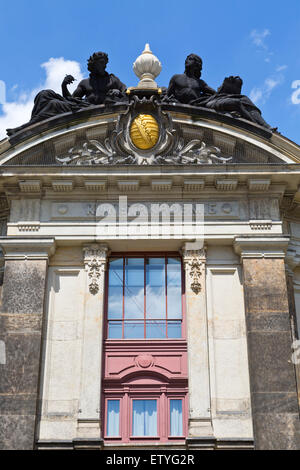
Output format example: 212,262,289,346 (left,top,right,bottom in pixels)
130,114,159,150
